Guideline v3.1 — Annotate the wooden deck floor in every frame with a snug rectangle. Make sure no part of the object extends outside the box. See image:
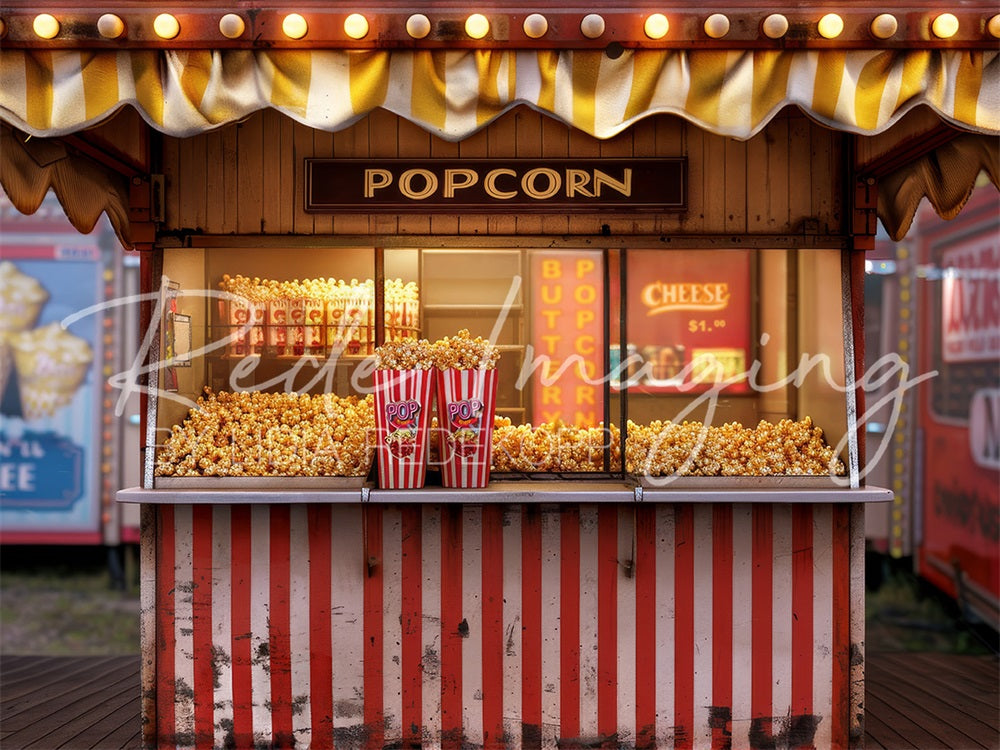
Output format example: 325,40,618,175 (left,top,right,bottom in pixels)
1,651,996,749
